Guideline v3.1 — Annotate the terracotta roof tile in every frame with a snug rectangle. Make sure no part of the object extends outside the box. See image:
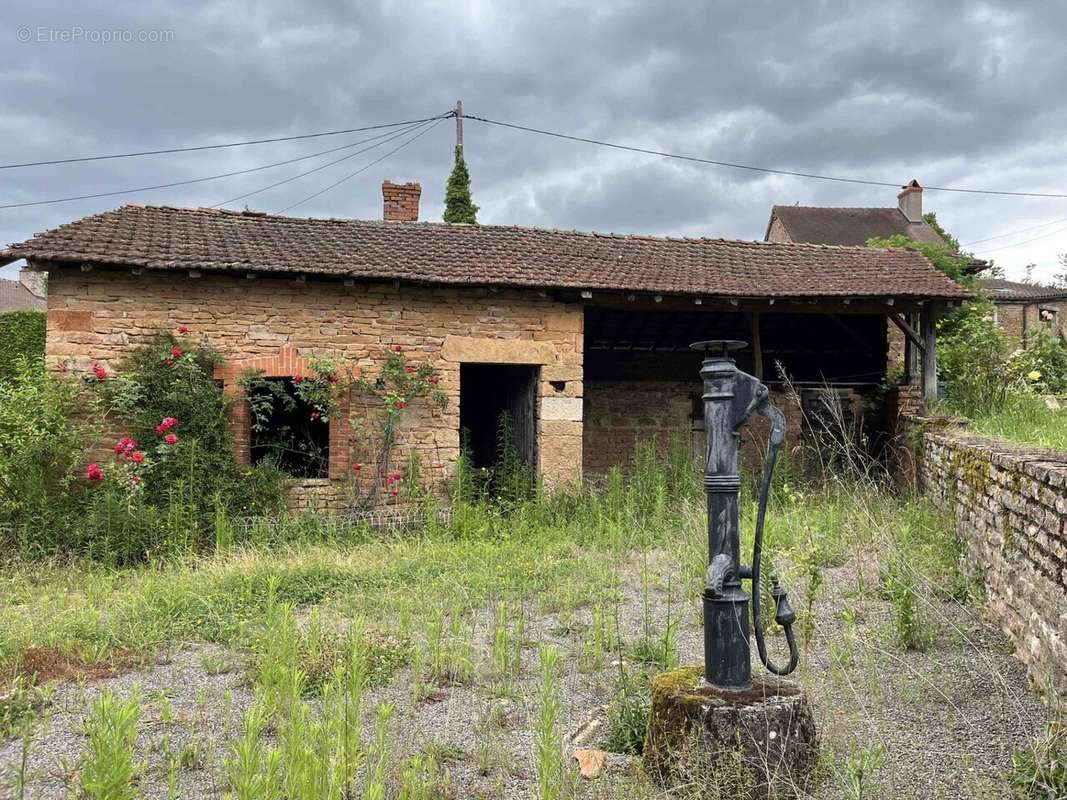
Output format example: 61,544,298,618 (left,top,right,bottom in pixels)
769,205,946,247
978,278,1067,302
1,204,970,300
